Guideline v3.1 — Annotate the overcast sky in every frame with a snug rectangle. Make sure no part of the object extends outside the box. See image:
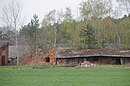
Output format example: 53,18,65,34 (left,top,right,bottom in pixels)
0,0,128,27
0,0,81,27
